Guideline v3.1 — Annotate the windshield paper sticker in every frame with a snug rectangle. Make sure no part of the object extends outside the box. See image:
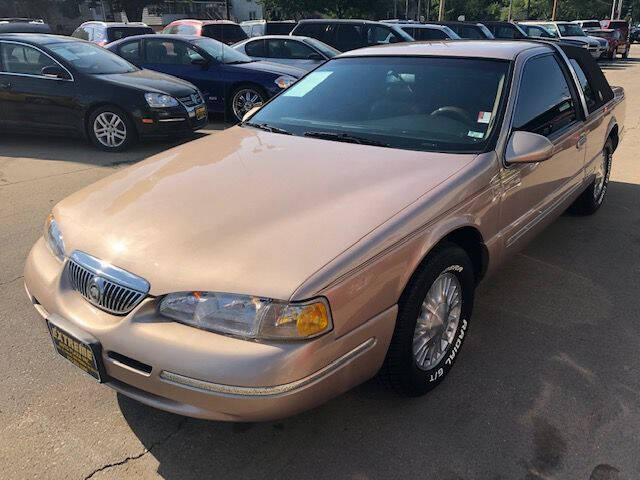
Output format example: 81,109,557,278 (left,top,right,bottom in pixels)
477,111,492,124
468,131,484,139
282,71,333,97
